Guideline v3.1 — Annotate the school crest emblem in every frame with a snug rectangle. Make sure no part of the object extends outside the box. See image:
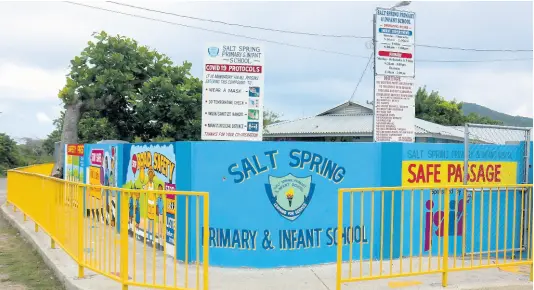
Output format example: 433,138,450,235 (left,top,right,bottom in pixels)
264,174,315,221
